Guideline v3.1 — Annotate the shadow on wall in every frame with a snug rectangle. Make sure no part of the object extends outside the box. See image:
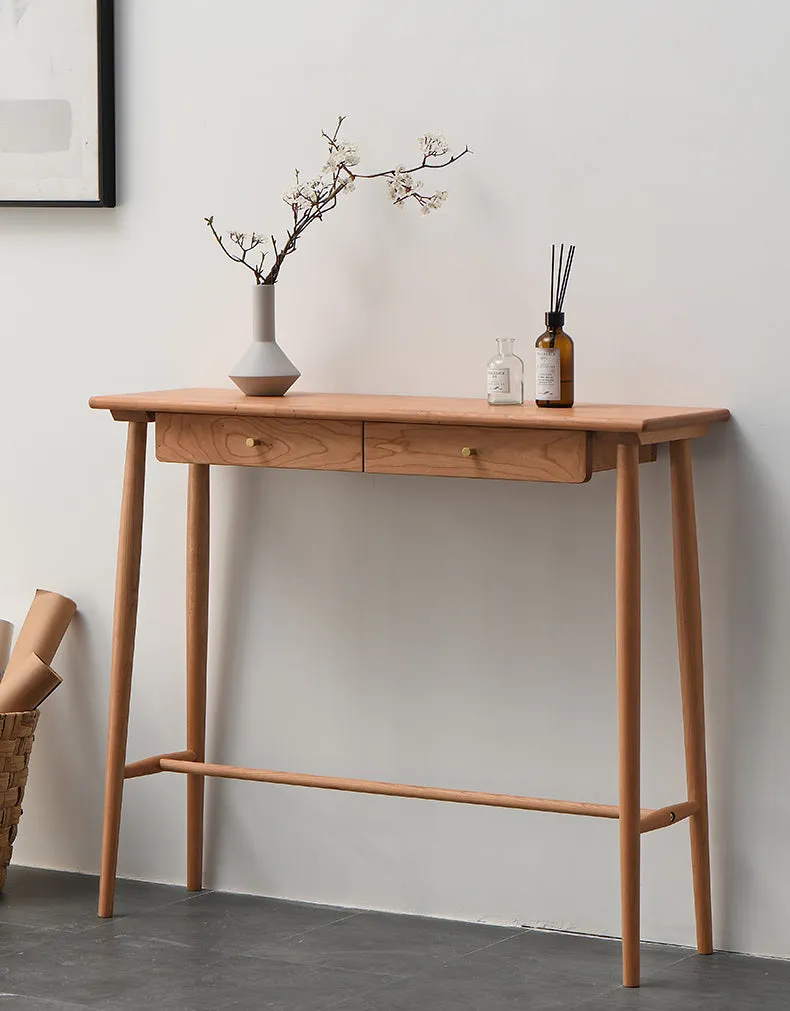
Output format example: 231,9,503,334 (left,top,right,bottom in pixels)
199,458,622,898
204,466,266,878
25,610,106,872
714,416,788,955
